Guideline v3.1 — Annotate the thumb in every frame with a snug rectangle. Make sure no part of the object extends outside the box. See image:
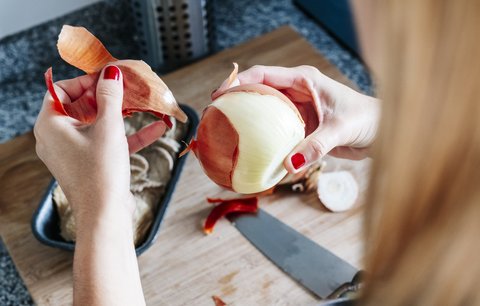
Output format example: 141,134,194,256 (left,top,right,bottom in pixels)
284,126,338,173
96,65,124,122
